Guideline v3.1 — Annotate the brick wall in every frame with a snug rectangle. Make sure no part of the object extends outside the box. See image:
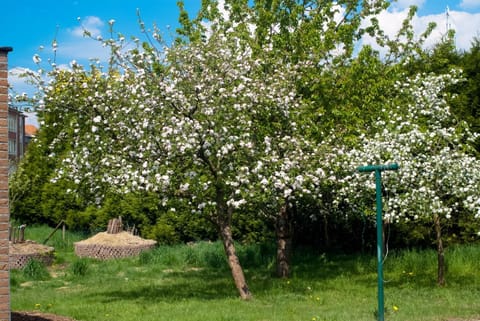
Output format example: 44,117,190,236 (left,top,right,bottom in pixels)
0,46,12,321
